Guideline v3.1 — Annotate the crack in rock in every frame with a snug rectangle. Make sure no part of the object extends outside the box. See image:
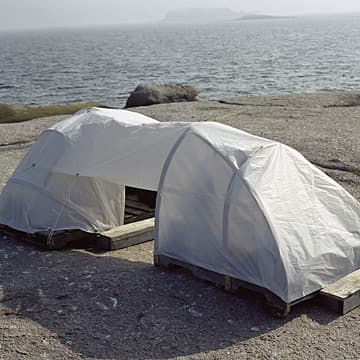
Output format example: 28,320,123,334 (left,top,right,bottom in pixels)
0,140,35,152
218,100,285,107
311,160,360,177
